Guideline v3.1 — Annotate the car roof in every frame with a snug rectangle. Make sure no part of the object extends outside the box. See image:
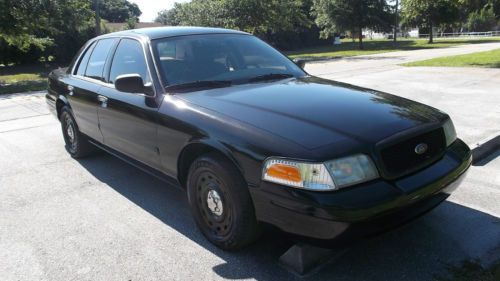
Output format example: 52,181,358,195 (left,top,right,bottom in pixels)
98,26,249,40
